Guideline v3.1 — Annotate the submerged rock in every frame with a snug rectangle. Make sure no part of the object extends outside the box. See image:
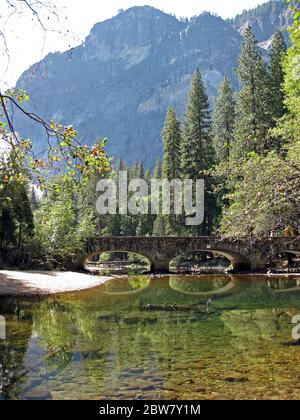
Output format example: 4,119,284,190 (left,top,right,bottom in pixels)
223,376,249,383
23,388,52,400
282,340,300,347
